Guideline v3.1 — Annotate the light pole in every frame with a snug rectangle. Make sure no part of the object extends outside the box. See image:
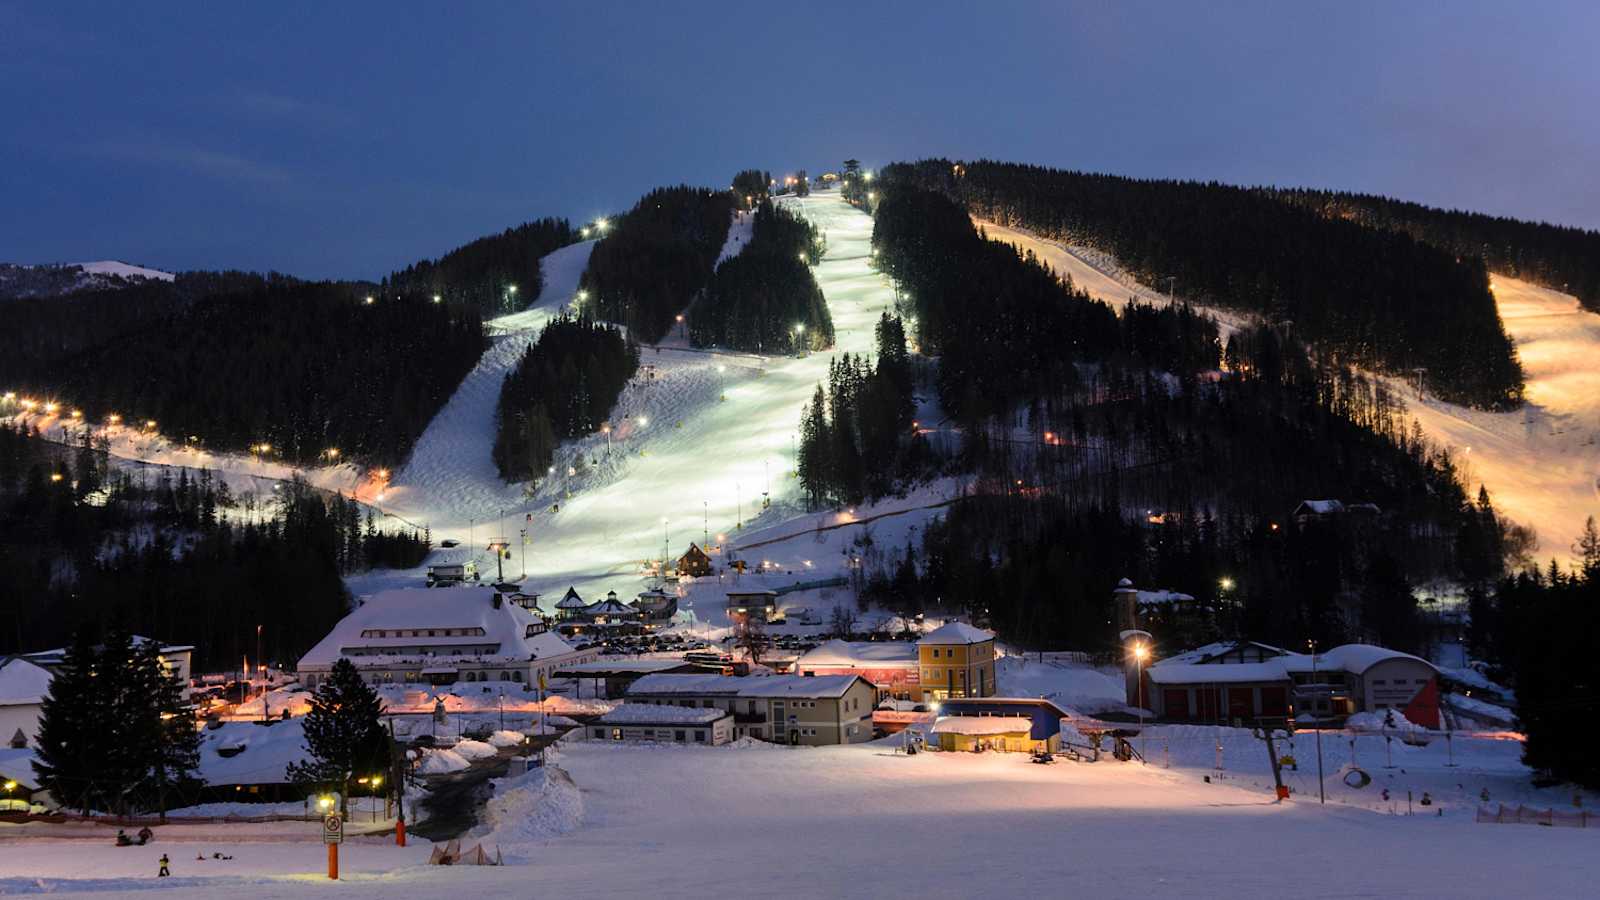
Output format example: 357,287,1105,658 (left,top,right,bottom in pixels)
1309,638,1326,804
1134,642,1149,763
